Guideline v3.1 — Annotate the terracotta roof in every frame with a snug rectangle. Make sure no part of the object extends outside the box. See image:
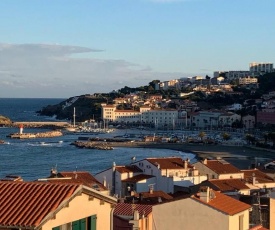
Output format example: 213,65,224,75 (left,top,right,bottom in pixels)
203,159,241,175
146,157,188,170
192,190,251,215
249,225,269,230
114,110,139,113
122,174,155,183
47,171,107,191
208,179,250,192
135,190,173,200
0,182,79,228
114,203,152,217
241,169,275,184
116,165,143,174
